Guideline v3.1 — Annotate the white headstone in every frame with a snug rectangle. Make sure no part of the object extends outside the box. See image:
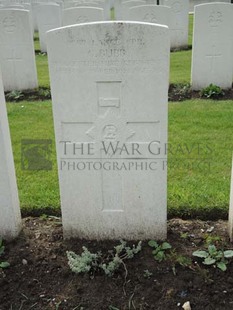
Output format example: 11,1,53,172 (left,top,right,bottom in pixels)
189,0,231,14
62,7,104,26
191,3,233,90
115,0,146,19
0,67,21,240
0,4,34,37
36,4,62,53
31,1,63,32
63,0,111,20
160,0,189,49
47,21,169,240
31,3,39,31
122,5,172,32
0,9,38,91
22,3,34,34
228,156,233,241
